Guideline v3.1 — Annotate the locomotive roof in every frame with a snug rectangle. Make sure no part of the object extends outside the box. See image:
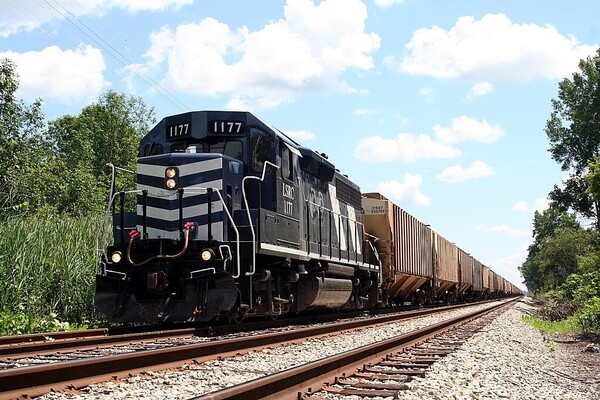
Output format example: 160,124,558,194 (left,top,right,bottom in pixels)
139,110,359,190
140,110,299,152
